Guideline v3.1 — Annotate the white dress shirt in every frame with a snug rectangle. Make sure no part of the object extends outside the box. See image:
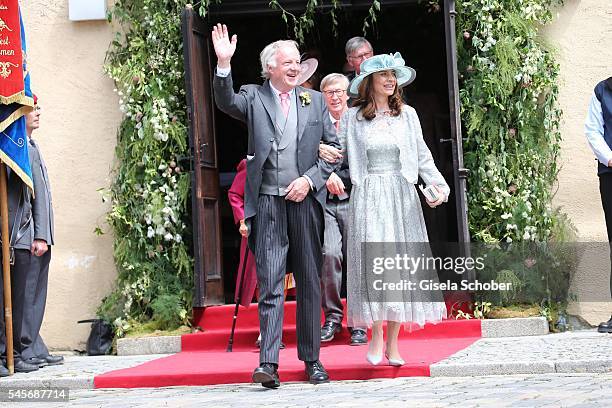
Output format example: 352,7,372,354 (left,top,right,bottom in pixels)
585,92,611,166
